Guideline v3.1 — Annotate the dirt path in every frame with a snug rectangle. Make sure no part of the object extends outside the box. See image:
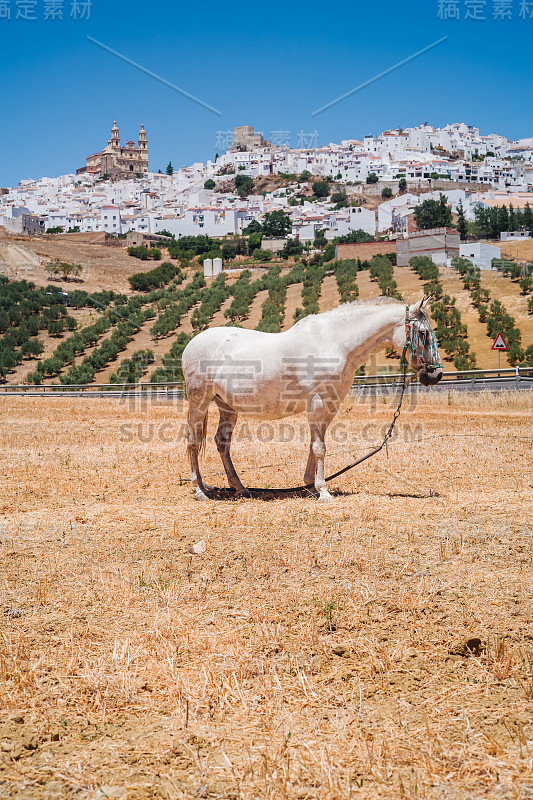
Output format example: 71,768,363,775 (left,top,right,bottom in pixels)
283,282,303,330
318,274,340,313
209,295,234,328
356,268,381,303
244,288,269,329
